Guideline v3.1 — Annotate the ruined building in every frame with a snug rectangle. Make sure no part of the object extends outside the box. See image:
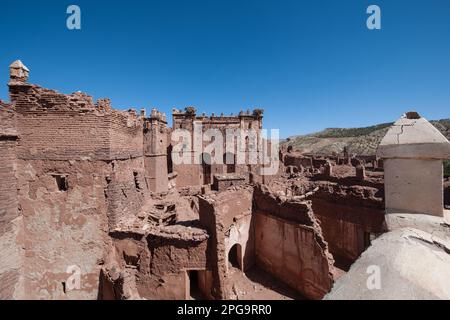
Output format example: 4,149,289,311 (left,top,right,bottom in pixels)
0,61,449,300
